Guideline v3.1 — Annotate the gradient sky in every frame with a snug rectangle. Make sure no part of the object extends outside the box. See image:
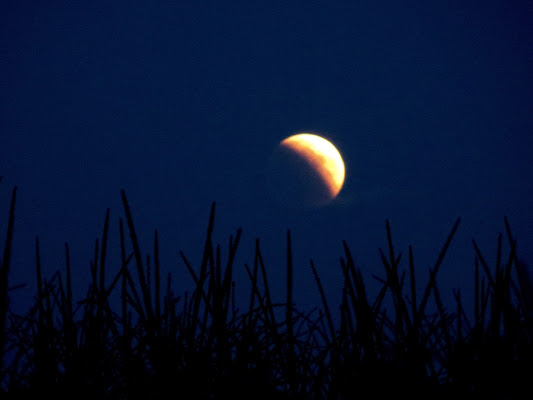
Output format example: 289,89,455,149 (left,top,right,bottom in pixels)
1,1,532,318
